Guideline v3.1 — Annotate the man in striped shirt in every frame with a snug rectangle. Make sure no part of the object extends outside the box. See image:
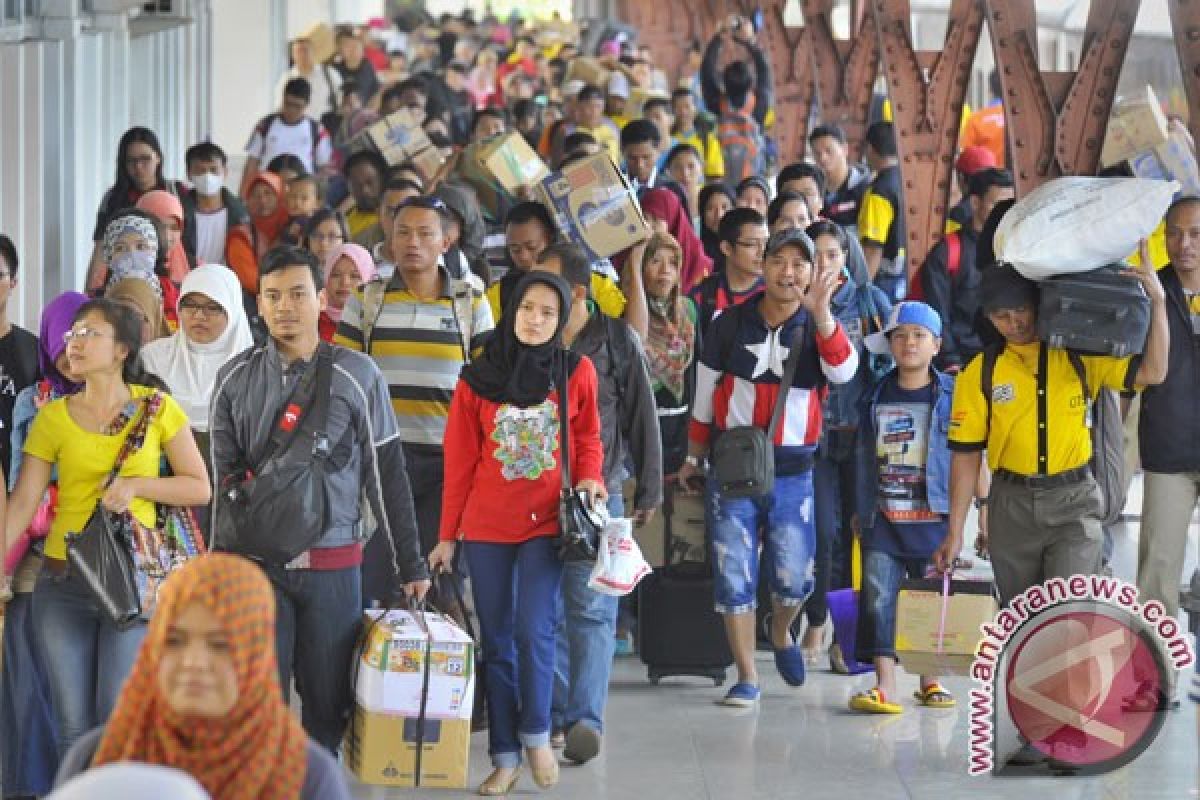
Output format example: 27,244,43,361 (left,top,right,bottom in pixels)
678,228,858,708
335,195,494,603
